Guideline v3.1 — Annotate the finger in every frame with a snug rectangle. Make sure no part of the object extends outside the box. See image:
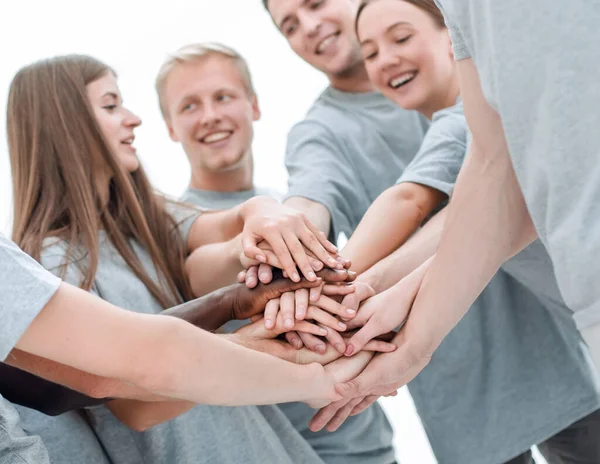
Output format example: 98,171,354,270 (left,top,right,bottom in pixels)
315,269,353,283
326,397,364,432
281,231,318,282
280,292,296,330
285,331,303,350
294,288,310,320
307,306,347,332
258,264,274,284
350,395,380,416
362,339,398,353
320,323,346,354
241,235,267,264
322,283,356,297
303,220,339,255
237,270,247,283
244,266,259,289
263,299,280,330
334,370,374,400
298,332,327,354
309,398,351,432
292,320,329,337
384,391,398,398
309,283,324,303
298,228,343,271
316,295,356,319
344,321,386,356
261,232,299,281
